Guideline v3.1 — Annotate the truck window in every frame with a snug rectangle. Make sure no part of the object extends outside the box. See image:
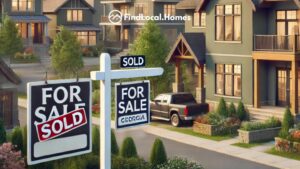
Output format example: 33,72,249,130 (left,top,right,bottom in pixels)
162,95,170,103
154,95,164,102
172,94,196,104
